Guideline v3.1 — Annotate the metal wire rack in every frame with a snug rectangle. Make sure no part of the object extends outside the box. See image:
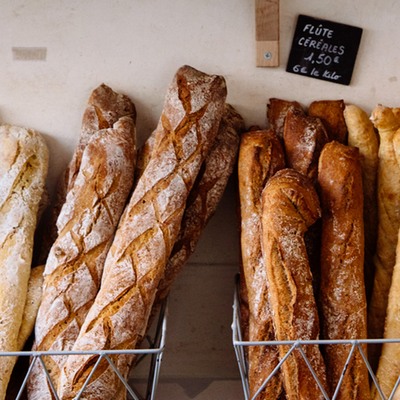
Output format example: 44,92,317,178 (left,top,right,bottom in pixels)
2,299,168,400
231,274,400,400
